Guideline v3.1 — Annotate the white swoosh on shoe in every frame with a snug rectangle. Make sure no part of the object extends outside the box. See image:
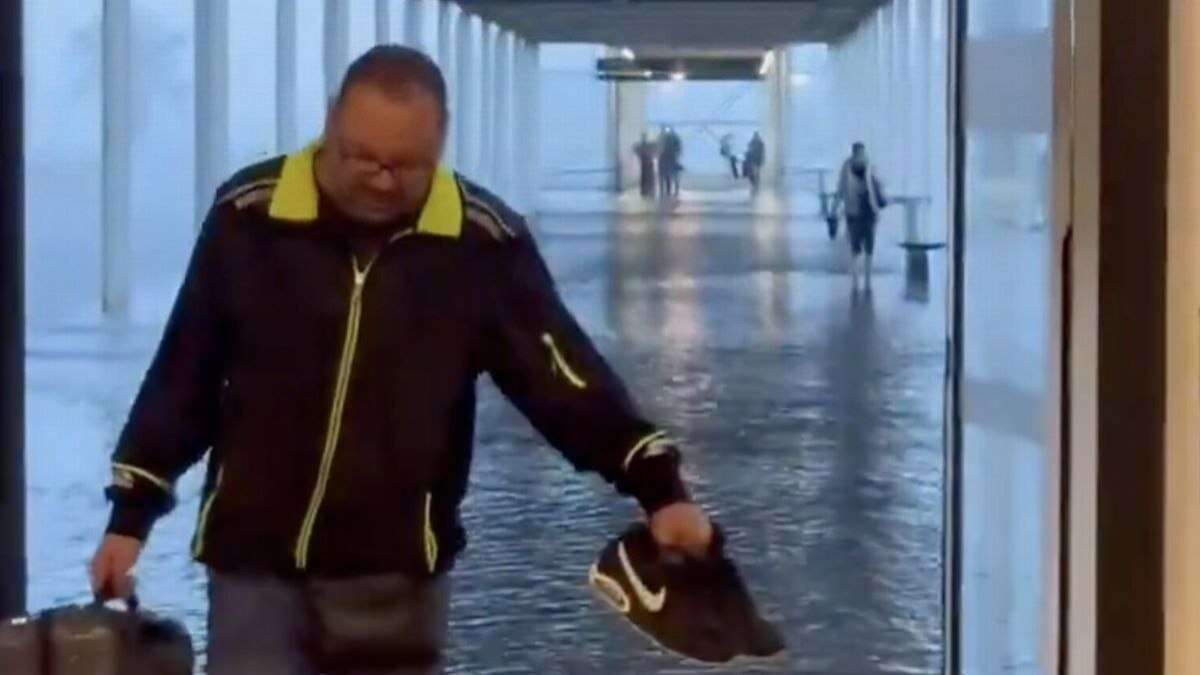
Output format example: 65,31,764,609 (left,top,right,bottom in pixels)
618,542,667,613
